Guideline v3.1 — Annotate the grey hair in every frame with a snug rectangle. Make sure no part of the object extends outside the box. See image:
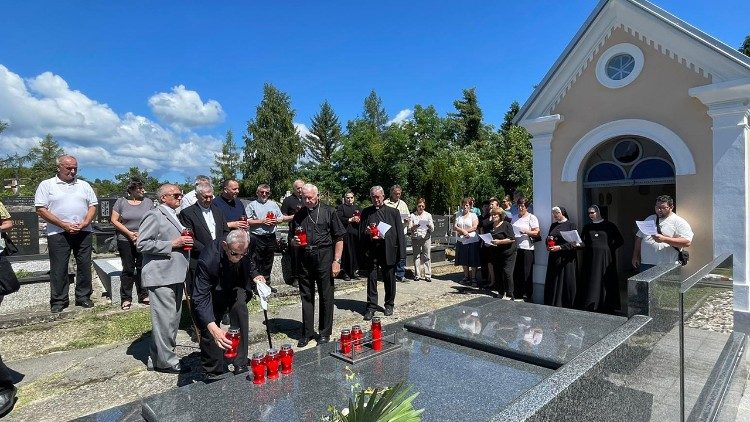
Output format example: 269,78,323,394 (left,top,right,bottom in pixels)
56,155,76,166
302,183,319,195
225,229,249,246
257,183,271,192
194,175,211,186
370,185,384,196
293,179,305,187
389,184,402,193
196,183,213,196
157,184,179,203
